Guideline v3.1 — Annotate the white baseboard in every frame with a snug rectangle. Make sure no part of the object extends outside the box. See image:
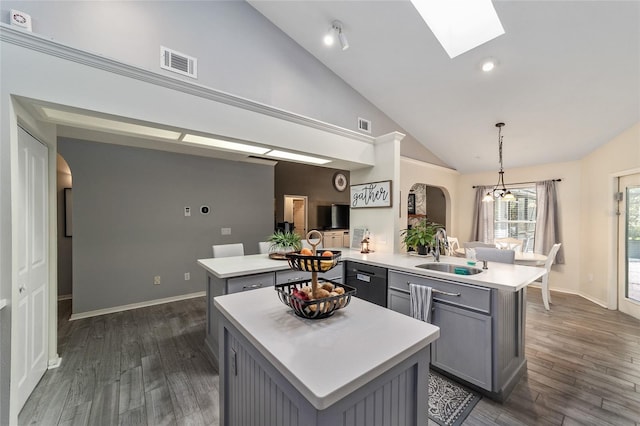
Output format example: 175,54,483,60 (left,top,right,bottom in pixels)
58,294,72,301
528,284,609,308
69,291,206,320
47,355,62,369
